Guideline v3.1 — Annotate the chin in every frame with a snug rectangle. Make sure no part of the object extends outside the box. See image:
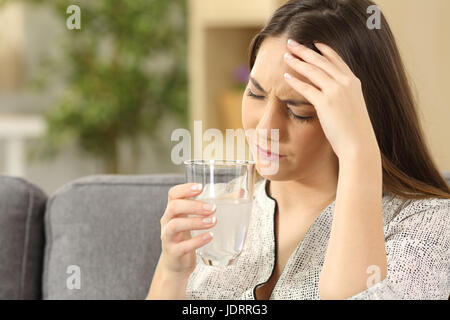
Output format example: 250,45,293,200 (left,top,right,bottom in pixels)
255,160,294,181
